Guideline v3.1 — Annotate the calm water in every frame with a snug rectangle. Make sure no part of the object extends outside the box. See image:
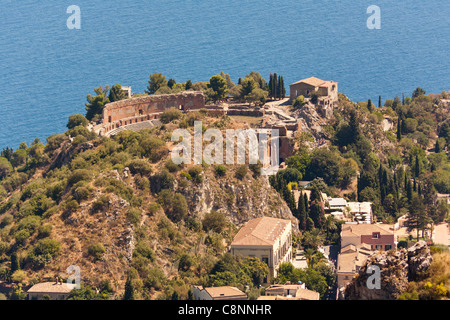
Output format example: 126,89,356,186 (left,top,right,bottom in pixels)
0,1,449,149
